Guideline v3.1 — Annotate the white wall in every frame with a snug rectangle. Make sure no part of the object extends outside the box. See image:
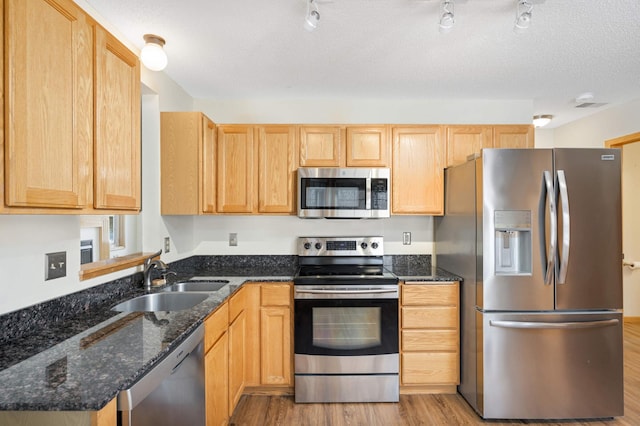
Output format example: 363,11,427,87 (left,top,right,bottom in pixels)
622,142,640,316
